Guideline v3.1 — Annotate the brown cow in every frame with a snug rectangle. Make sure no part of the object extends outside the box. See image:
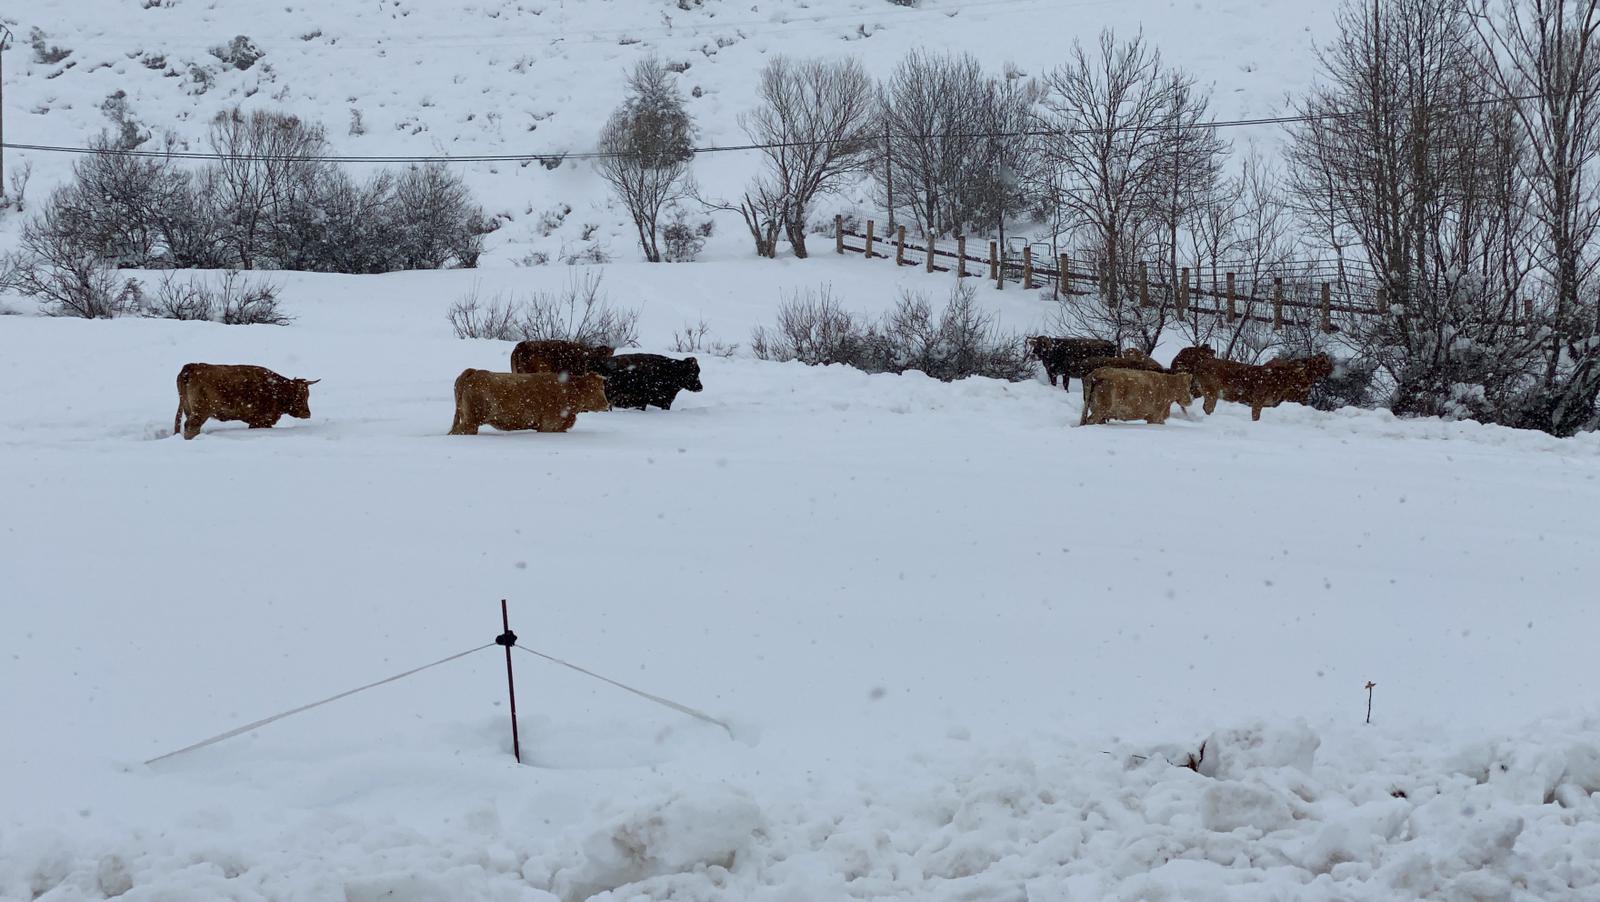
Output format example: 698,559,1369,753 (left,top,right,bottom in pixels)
1189,356,1325,421
1080,368,1195,425
1026,336,1118,391
449,369,610,435
1168,345,1217,377
1265,353,1335,404
174,363,319,440
510,340,615,378
1074,350,1167,376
